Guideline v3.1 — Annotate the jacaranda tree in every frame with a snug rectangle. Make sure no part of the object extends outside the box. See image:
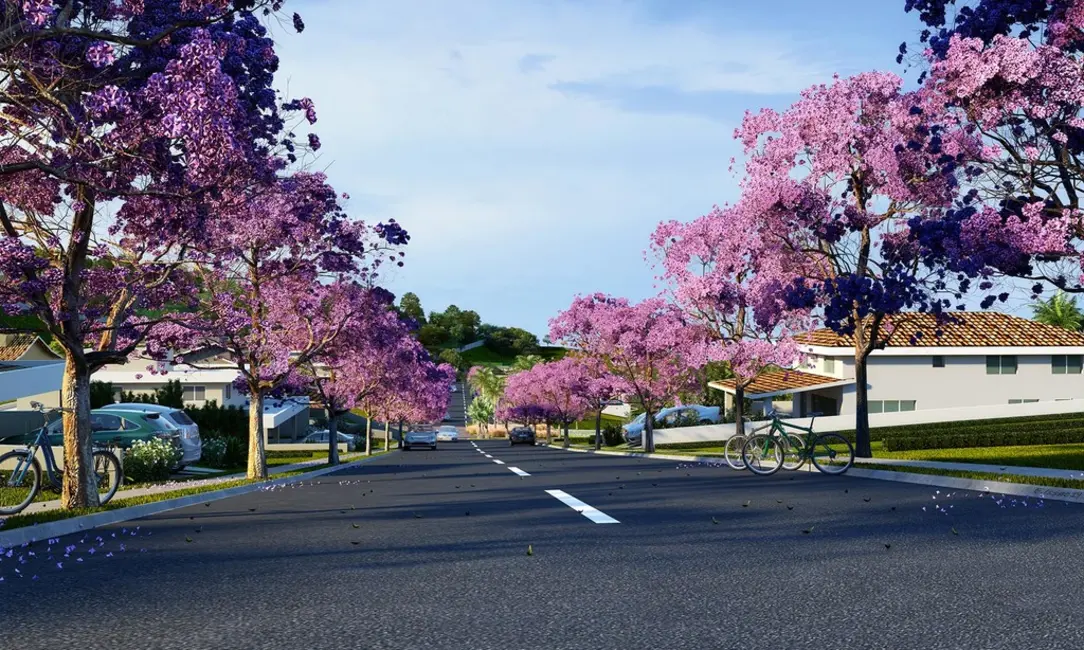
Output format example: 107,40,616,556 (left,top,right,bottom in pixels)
0,0,308,507
549,294,704,452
